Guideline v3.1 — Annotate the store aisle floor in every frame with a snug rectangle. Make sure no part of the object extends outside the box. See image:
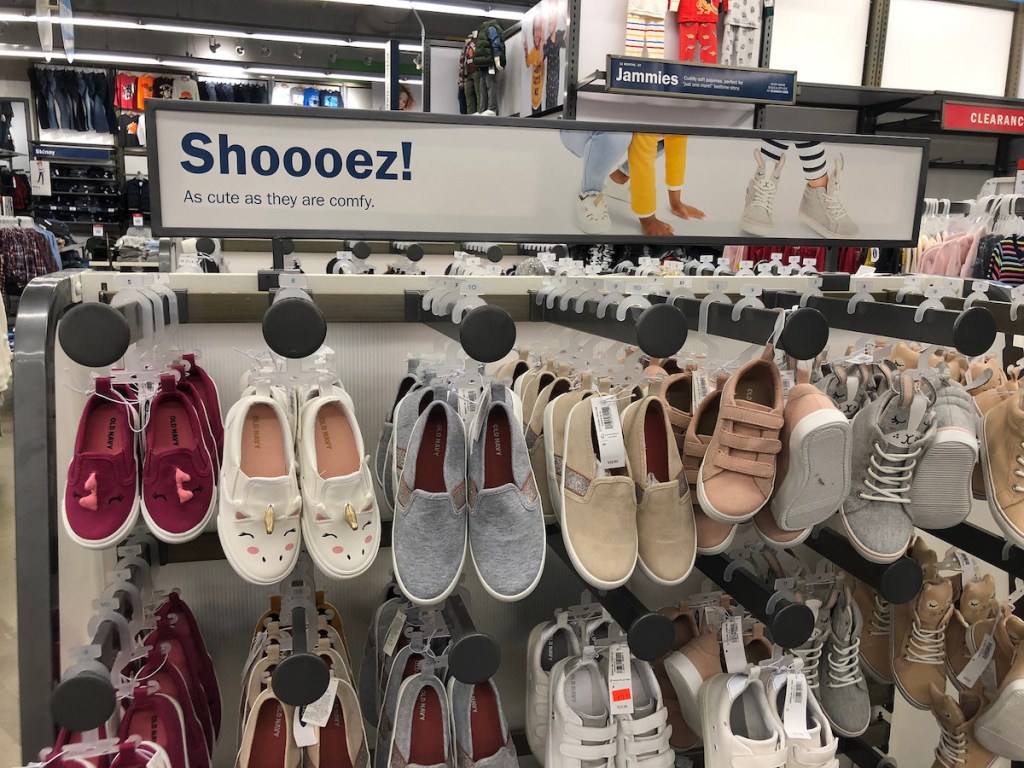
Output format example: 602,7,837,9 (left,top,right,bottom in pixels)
0,396,20,759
